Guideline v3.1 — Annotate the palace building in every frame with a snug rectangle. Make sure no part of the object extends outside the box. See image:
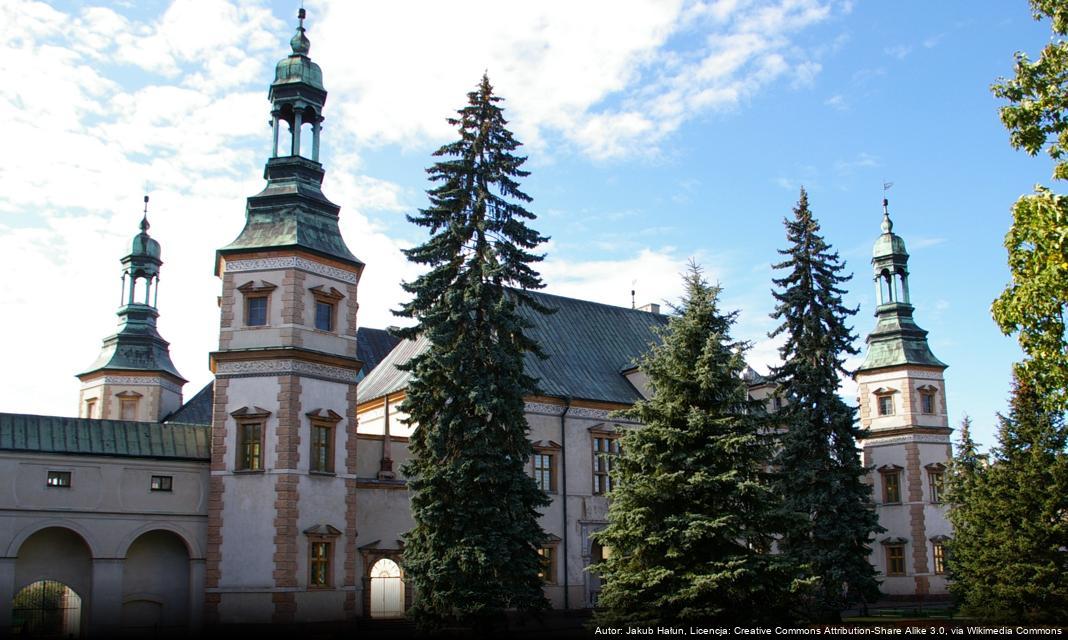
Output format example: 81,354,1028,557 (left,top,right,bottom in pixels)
0,12,951,636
